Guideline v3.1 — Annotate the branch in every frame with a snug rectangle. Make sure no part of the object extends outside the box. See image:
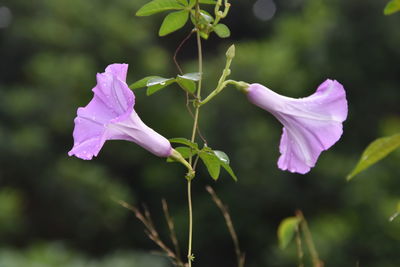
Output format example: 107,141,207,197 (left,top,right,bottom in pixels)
206,186,245,267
